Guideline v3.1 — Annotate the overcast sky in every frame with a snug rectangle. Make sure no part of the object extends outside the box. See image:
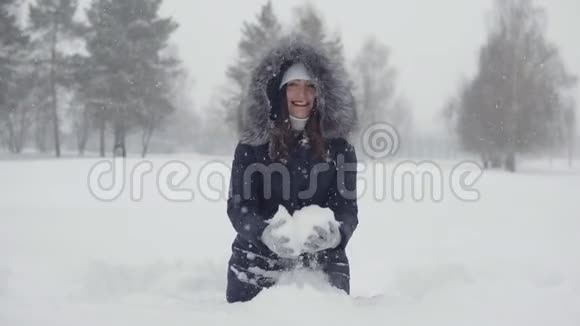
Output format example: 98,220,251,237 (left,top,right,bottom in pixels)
161,0,579,133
